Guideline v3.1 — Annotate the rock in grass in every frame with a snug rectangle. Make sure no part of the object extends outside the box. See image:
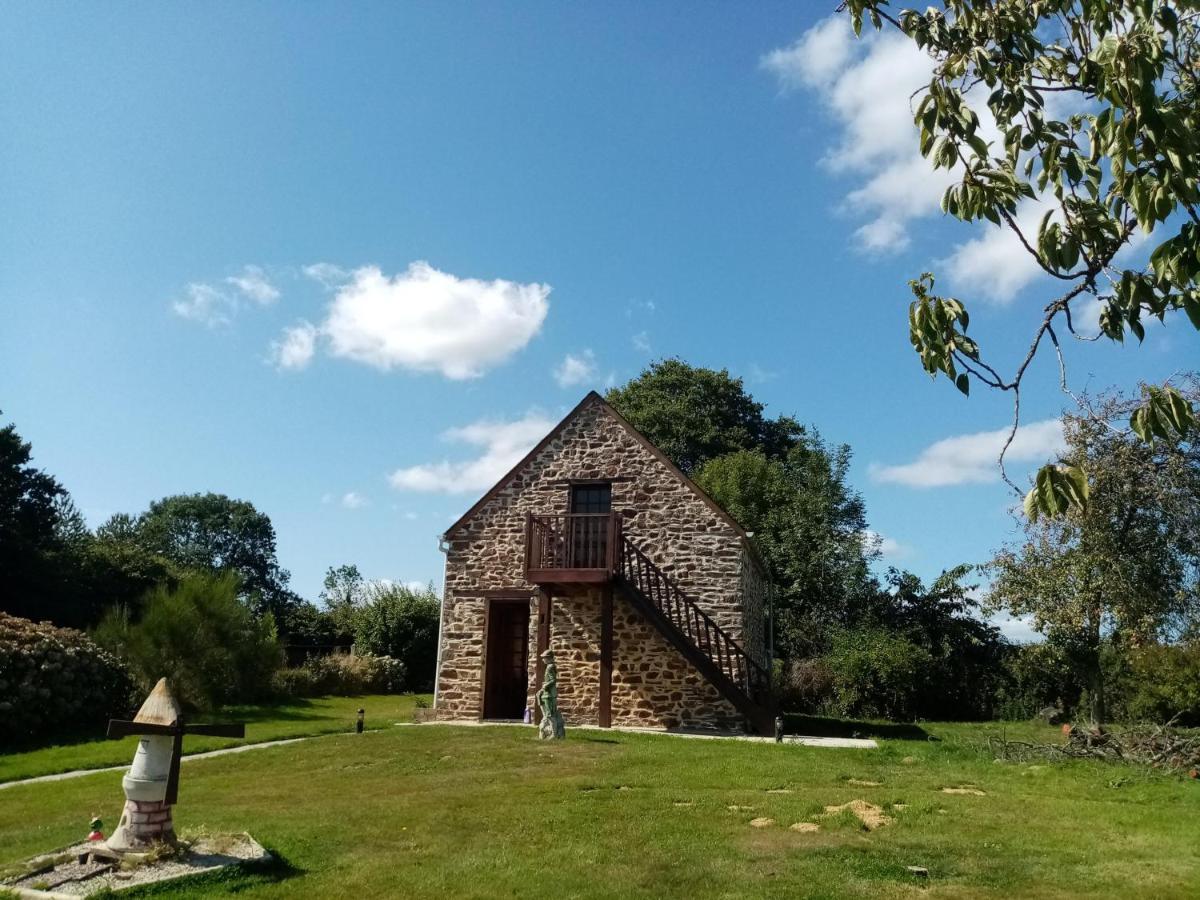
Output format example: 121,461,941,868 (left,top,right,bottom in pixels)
906,866,929,878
